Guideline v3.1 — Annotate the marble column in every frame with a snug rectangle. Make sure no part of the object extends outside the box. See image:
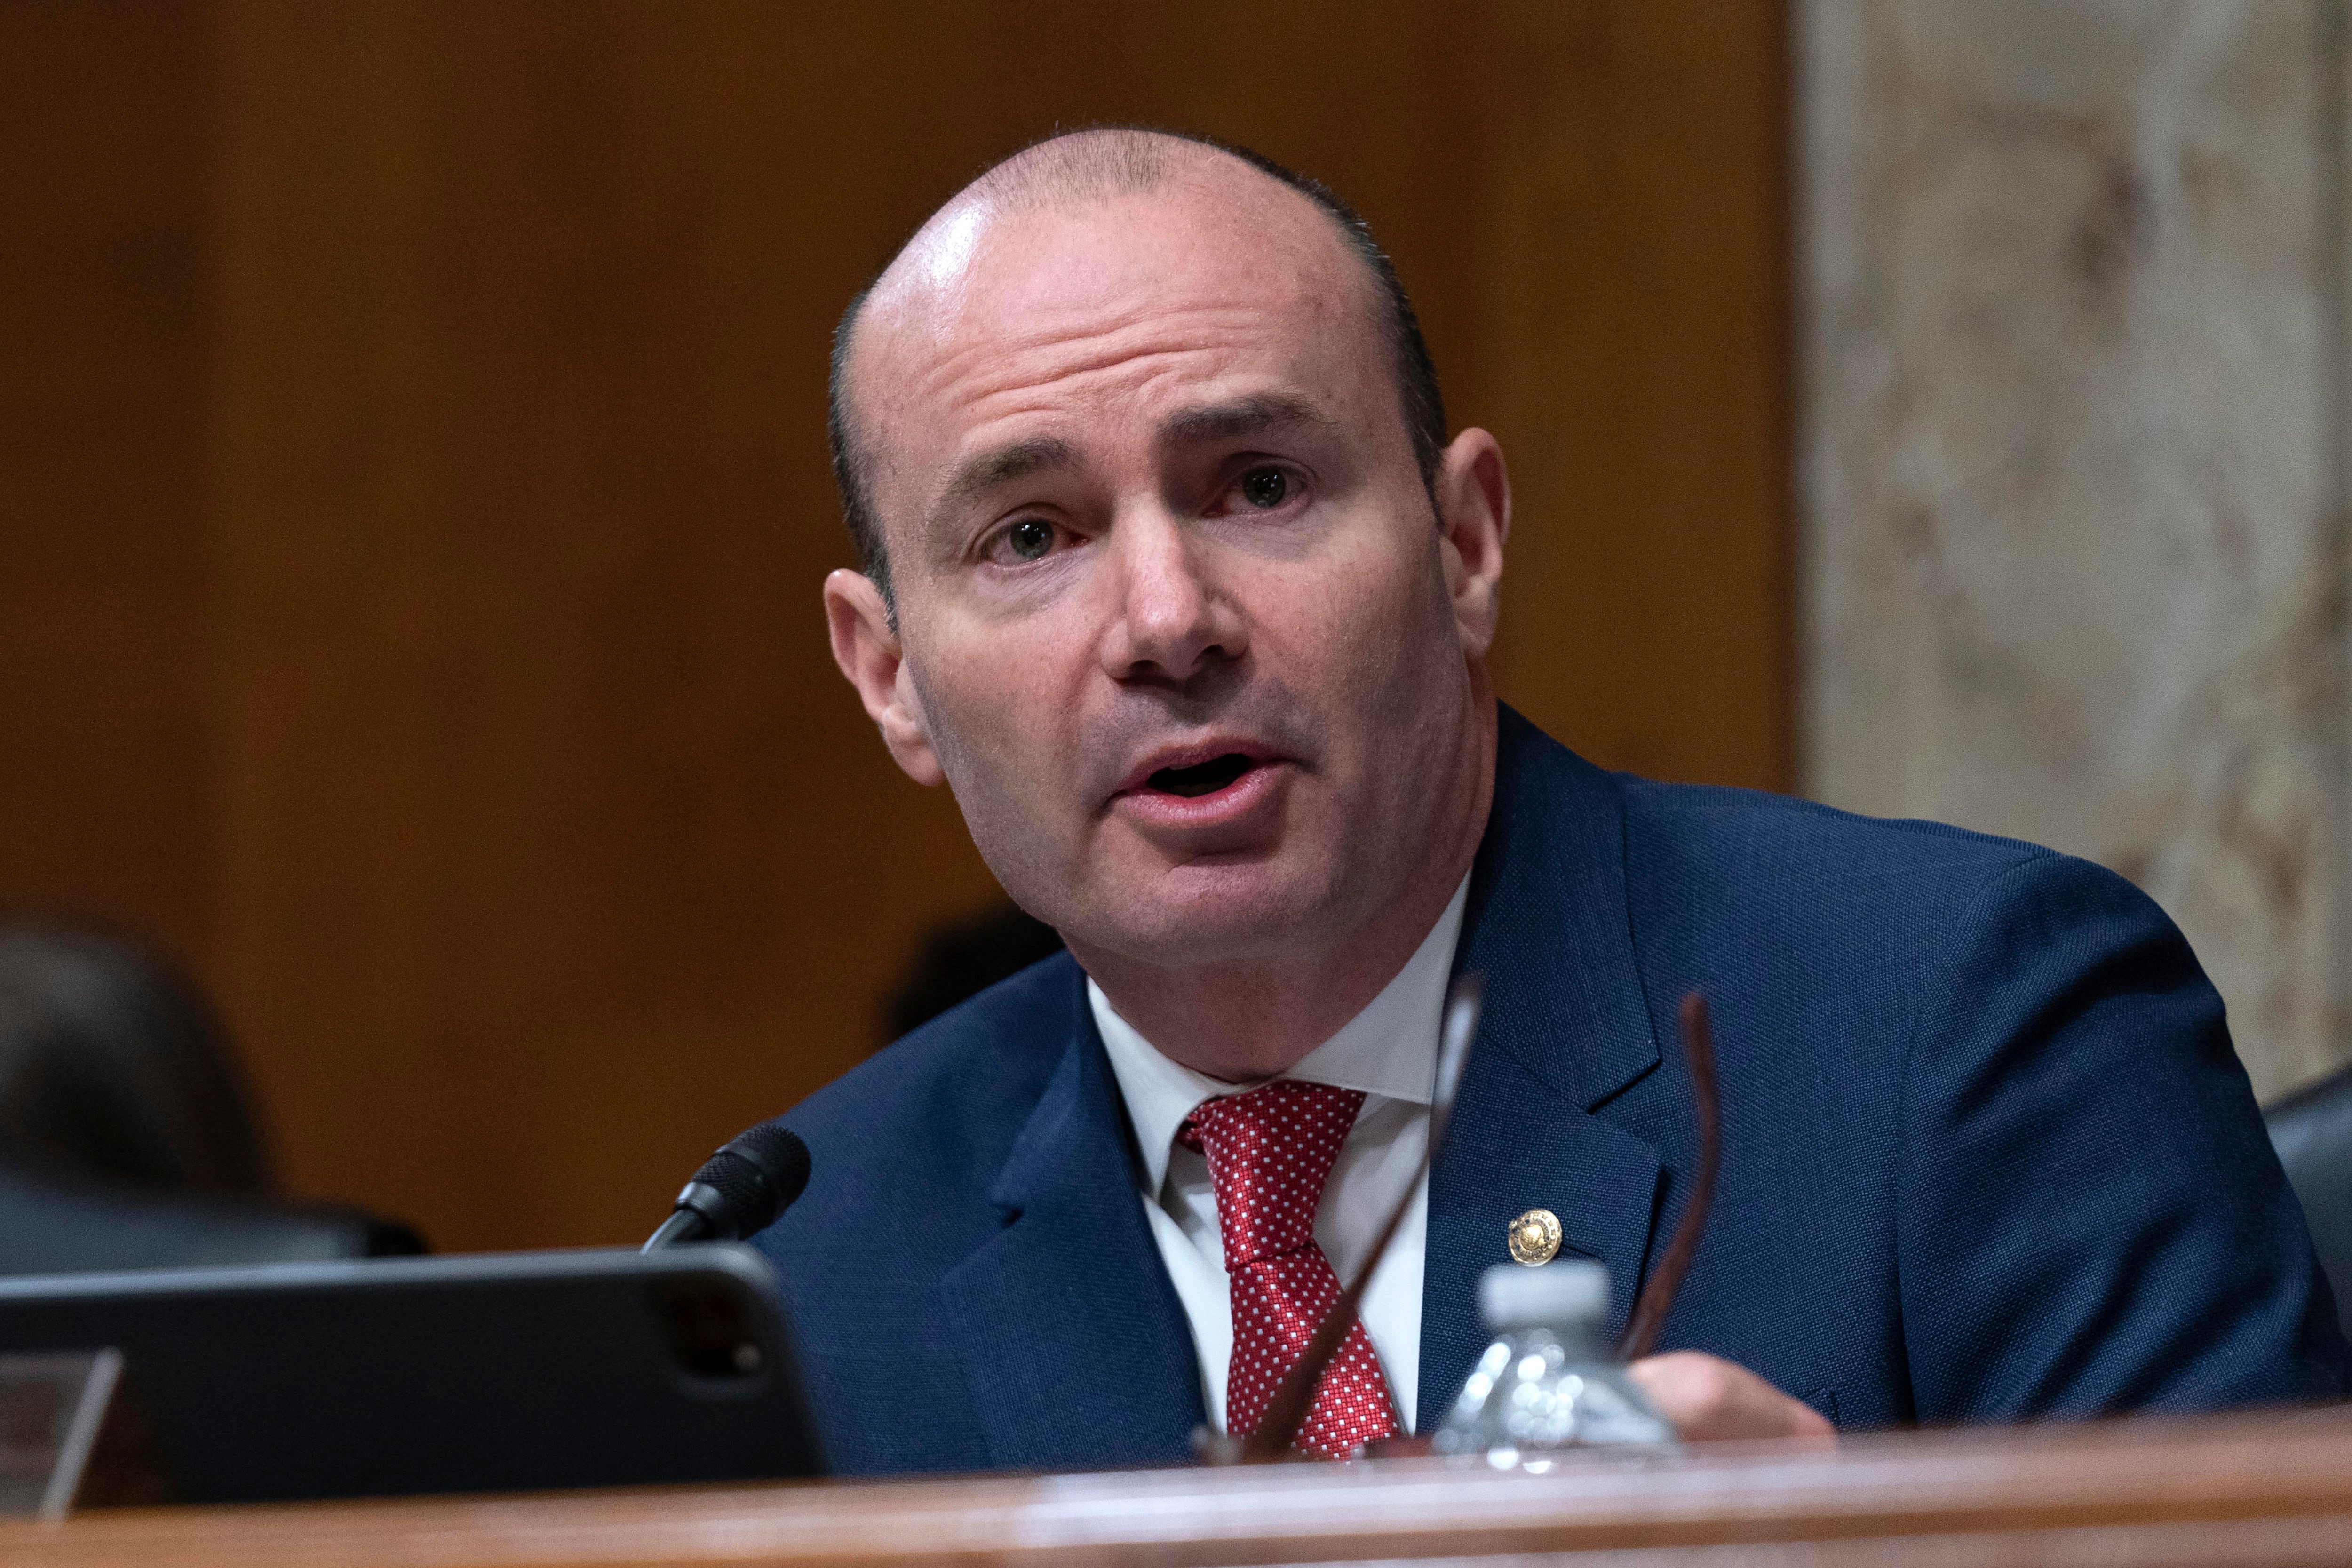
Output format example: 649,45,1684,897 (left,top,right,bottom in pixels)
1797,0,2351,1100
